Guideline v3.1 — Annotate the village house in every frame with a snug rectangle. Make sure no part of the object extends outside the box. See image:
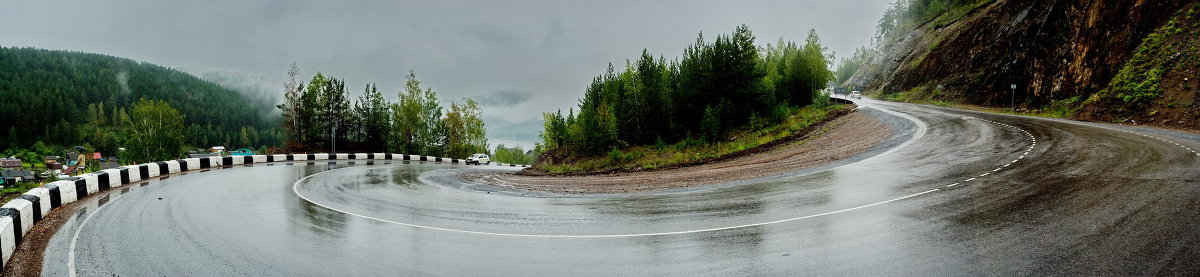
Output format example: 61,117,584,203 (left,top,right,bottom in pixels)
0,158,22,169
0,169,35,185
